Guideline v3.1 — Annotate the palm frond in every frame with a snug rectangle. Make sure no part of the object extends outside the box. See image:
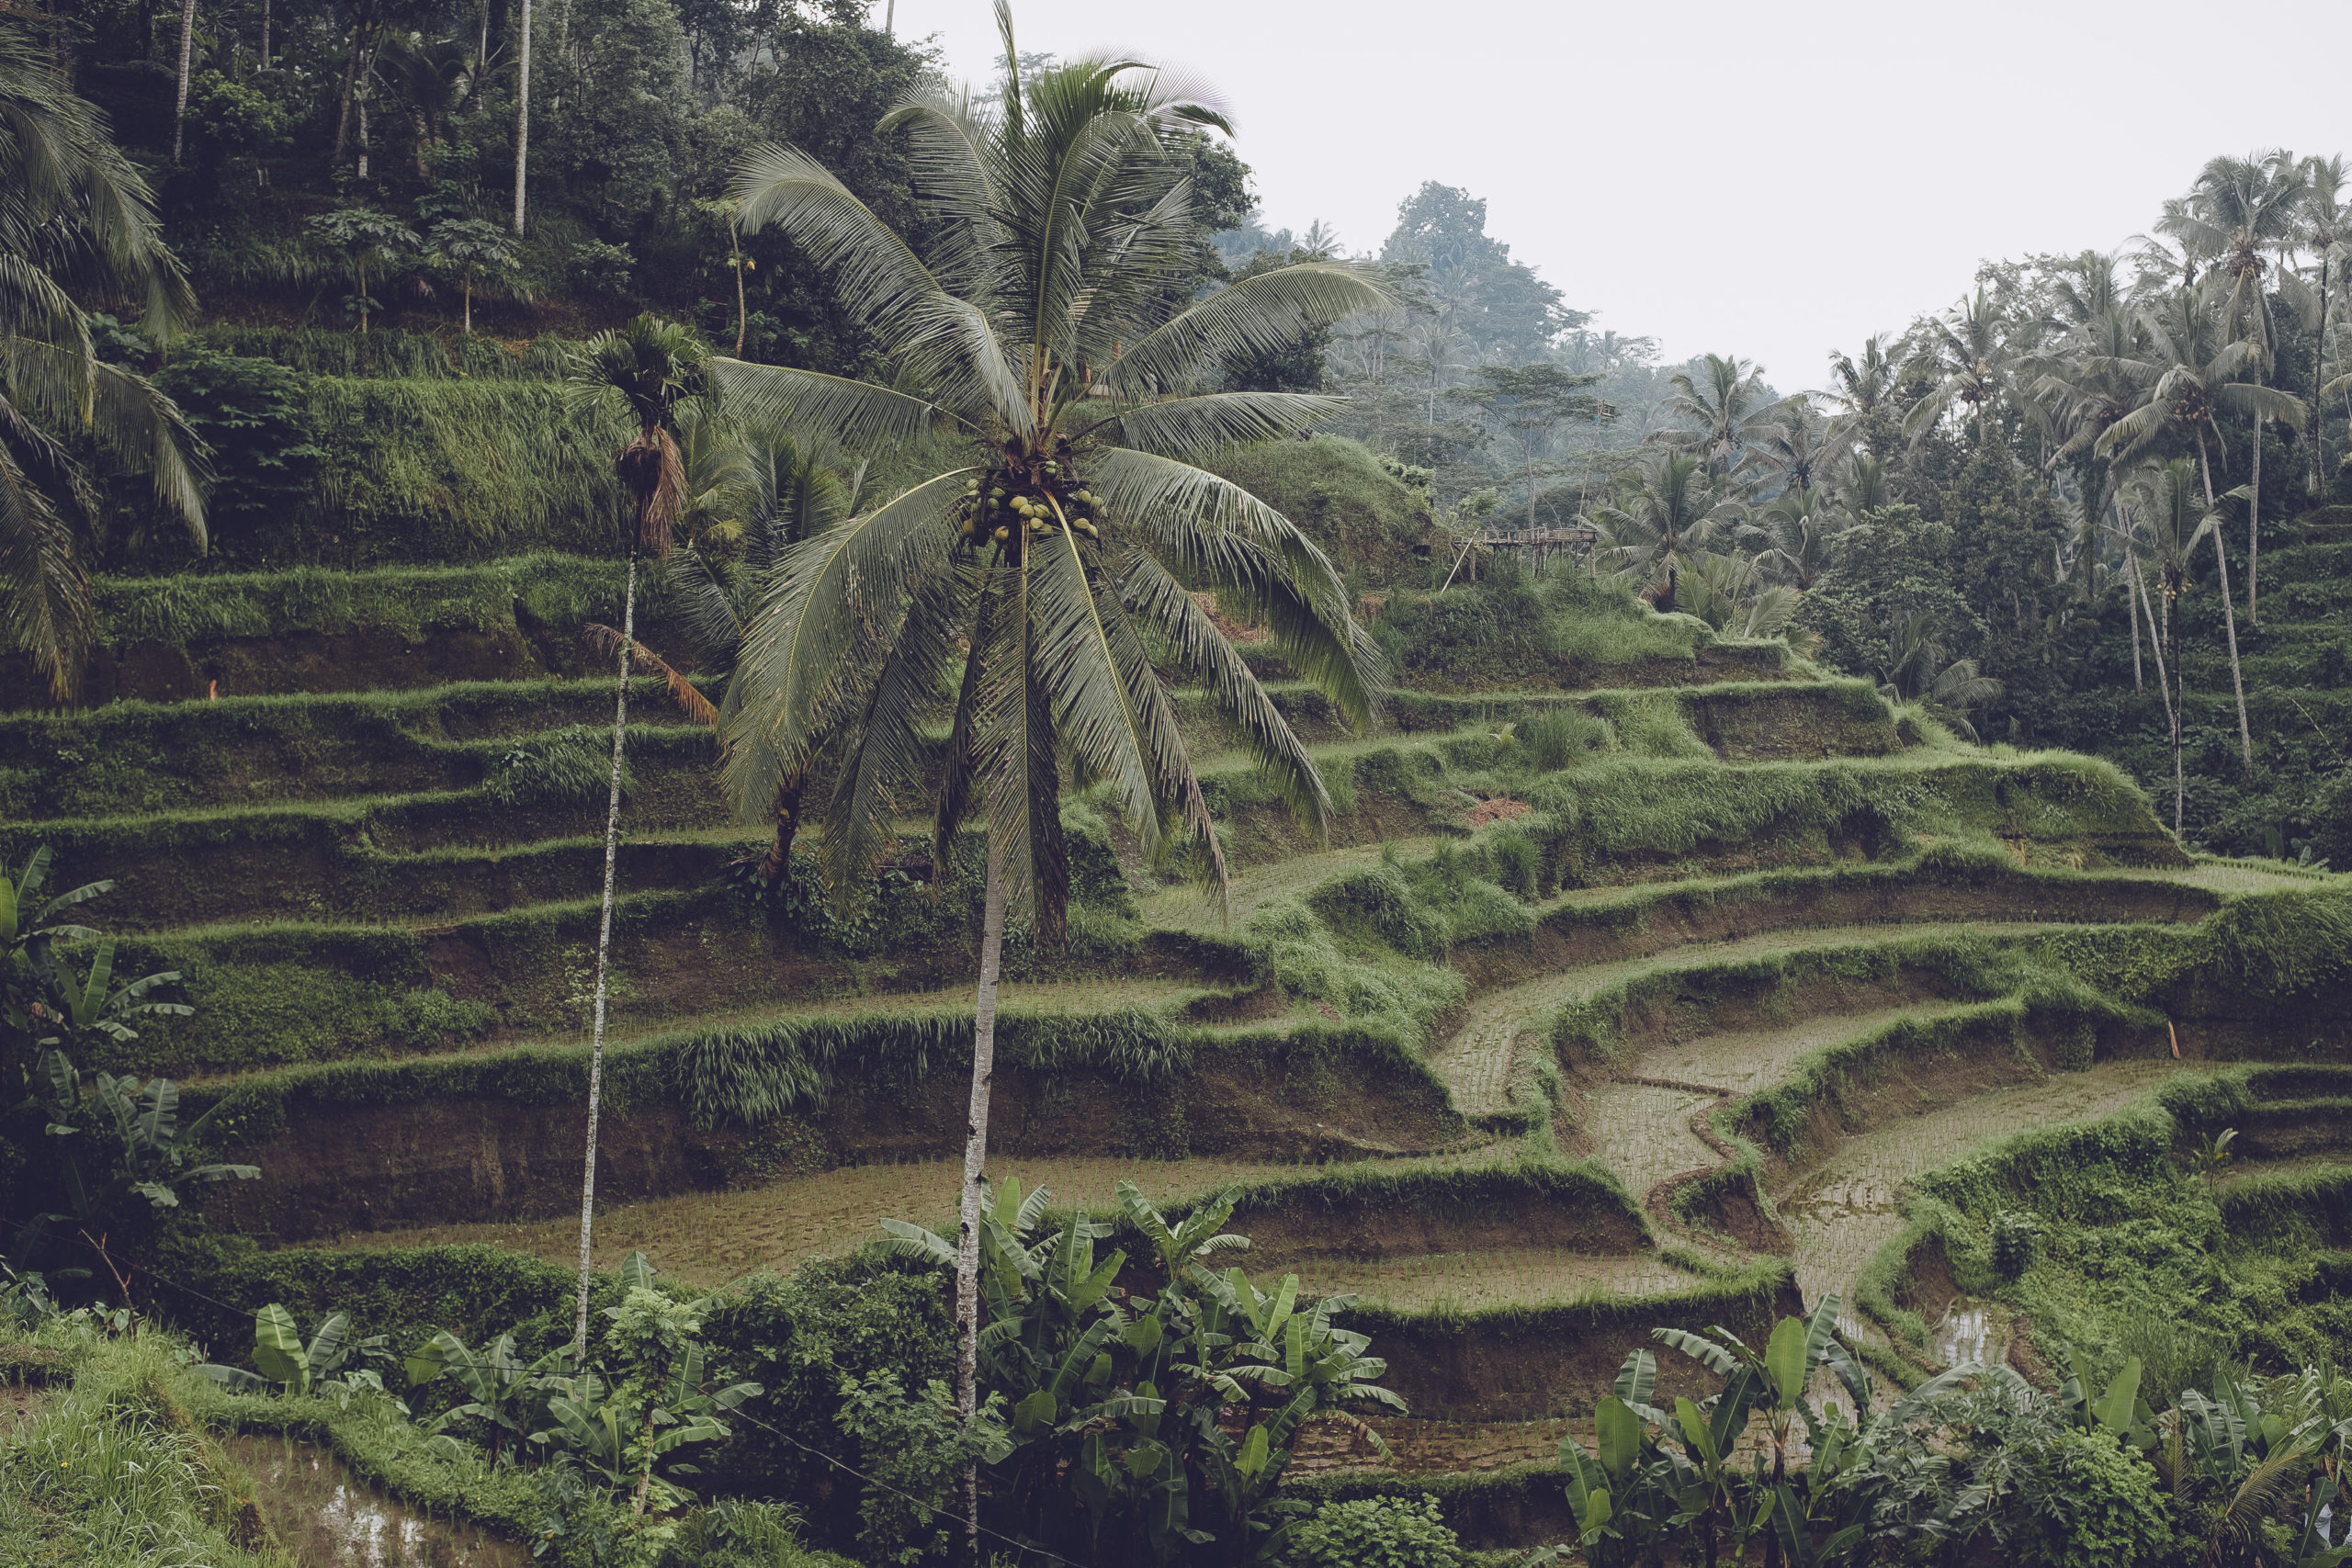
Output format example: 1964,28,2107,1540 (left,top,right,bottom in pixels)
719,471,969,823
711,359,966,449
1088,447,1379,727
1092,391,1349,459
1102,264,1391,396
